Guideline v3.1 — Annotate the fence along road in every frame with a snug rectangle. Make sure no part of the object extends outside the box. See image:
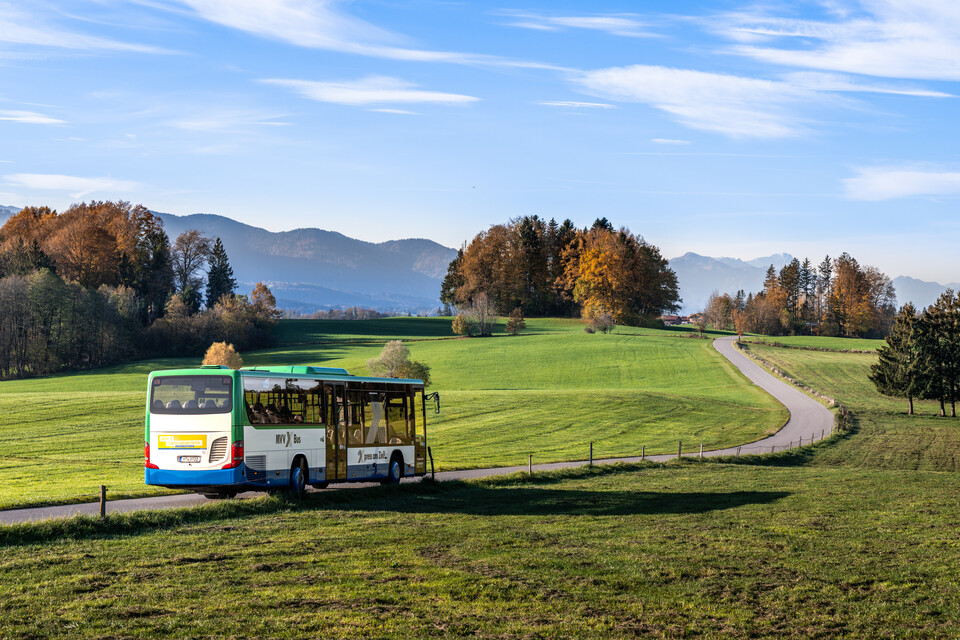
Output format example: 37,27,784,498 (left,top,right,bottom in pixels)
0,335,835,524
